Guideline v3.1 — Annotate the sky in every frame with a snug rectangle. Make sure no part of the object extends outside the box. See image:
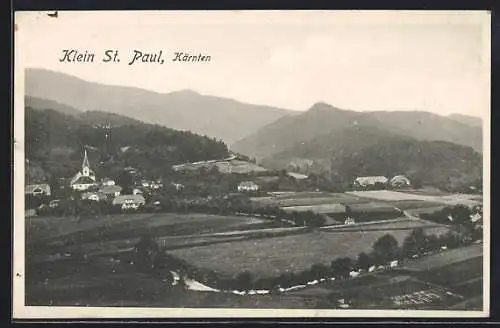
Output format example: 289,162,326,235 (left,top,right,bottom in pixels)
15,11,490,117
